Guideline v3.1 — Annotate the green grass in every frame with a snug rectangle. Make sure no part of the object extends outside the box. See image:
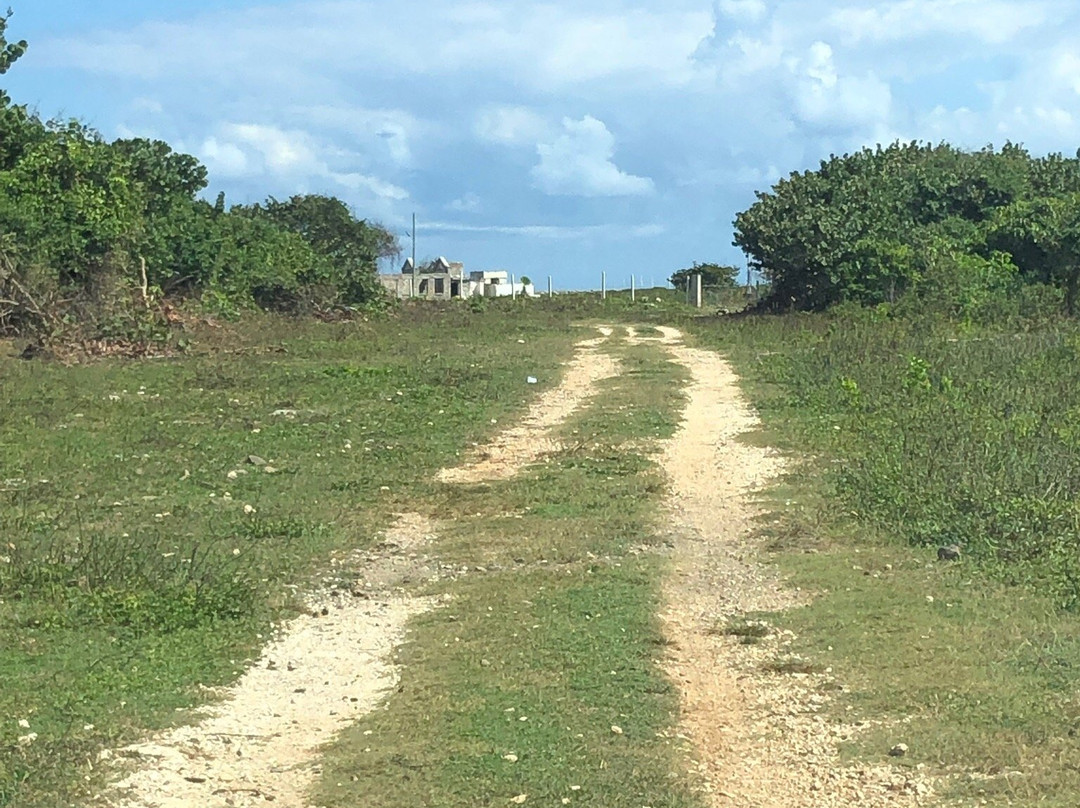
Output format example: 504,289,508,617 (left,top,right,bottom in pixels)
315,336,700,808
0,304,587,807
688,308,1080,806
